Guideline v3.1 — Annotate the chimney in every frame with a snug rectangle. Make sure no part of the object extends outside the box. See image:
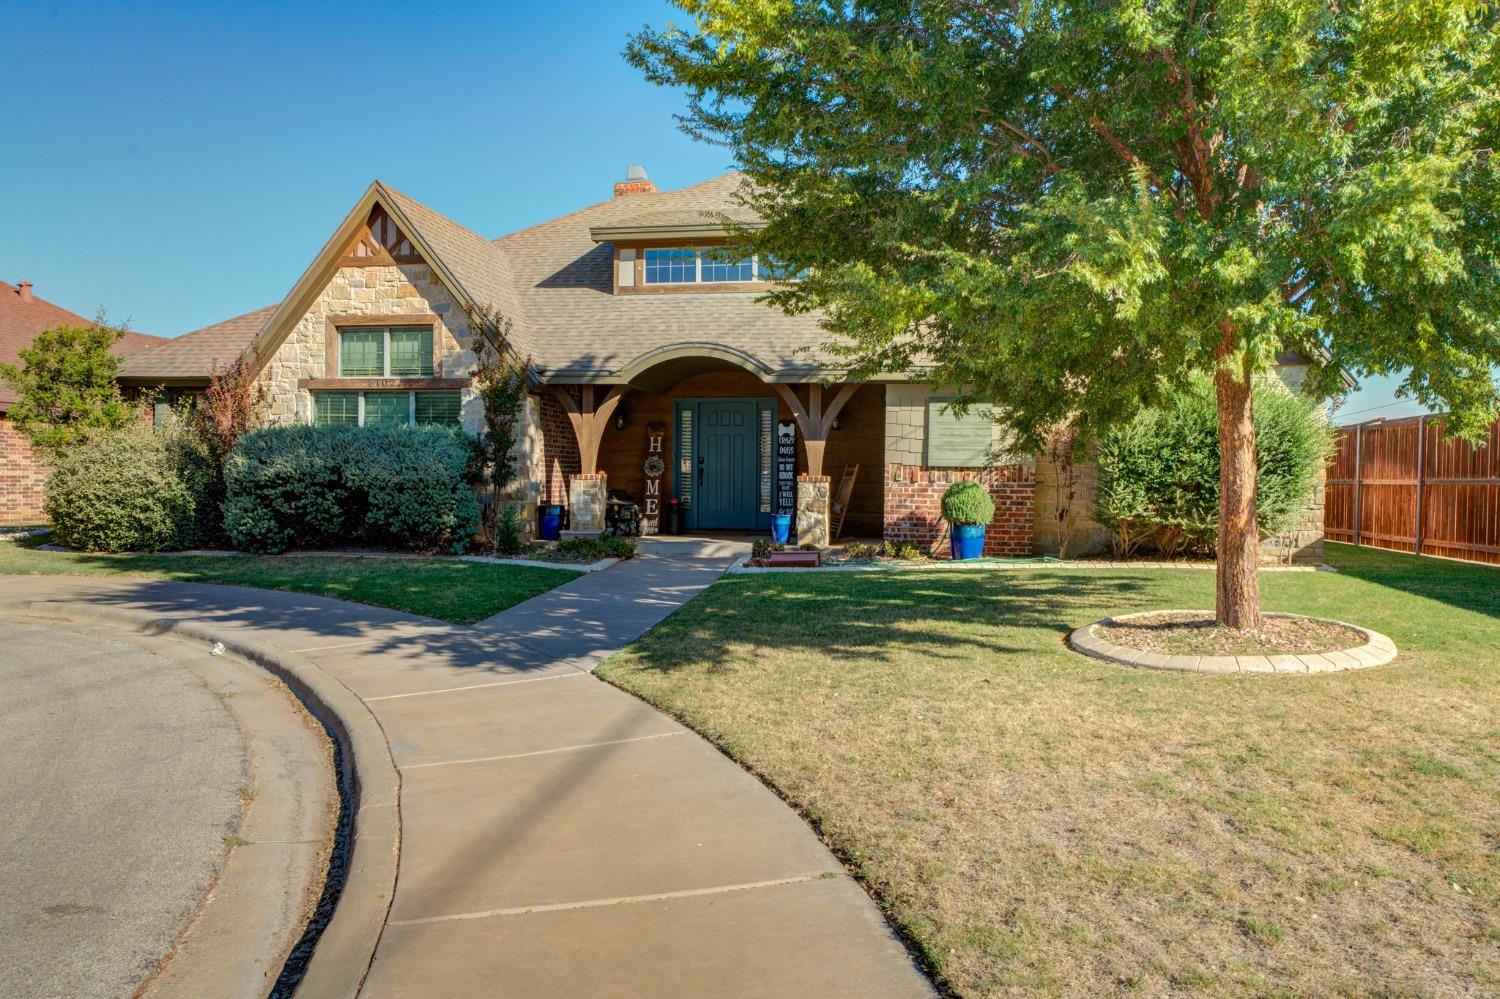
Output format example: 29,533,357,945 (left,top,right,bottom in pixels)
613,164,657,198
16,281,33,303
